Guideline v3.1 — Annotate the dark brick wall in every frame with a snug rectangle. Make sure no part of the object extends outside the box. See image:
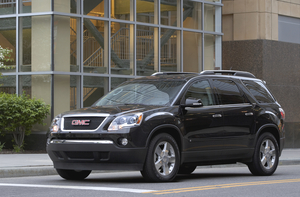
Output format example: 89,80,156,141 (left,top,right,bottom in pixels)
223,40,300,148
